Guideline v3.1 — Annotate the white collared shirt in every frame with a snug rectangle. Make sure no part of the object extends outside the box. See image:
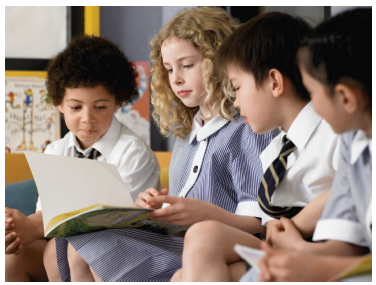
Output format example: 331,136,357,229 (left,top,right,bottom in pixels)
36,116,160,211
256,102,340,225
313,130,372,249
